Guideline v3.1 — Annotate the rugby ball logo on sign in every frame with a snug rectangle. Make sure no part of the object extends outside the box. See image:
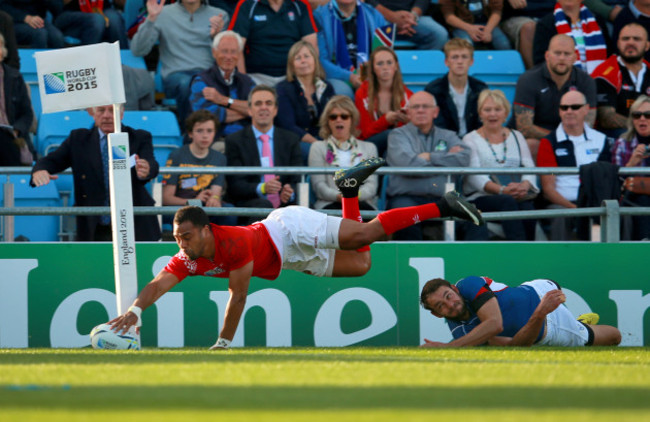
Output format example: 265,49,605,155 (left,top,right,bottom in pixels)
42,68,98,95
43,72,65,94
